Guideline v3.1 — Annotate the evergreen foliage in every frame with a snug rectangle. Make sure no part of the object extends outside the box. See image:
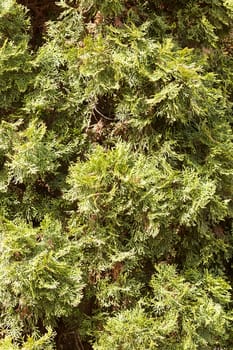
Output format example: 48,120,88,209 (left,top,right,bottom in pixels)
0,0,233,348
